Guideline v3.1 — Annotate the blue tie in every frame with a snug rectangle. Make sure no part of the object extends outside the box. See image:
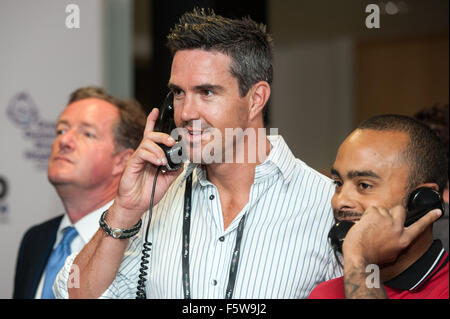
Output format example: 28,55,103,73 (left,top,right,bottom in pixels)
41,226,78,299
